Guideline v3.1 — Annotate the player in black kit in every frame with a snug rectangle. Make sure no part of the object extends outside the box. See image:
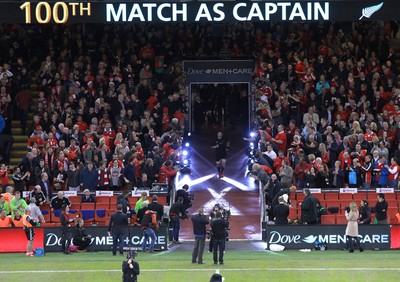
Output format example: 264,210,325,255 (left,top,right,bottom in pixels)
211,132,230,178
